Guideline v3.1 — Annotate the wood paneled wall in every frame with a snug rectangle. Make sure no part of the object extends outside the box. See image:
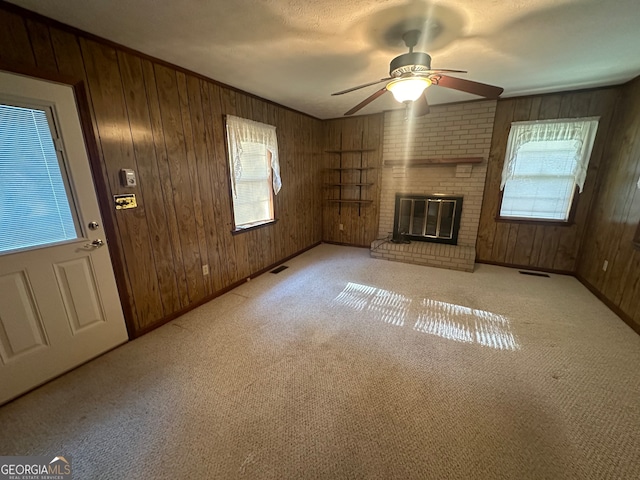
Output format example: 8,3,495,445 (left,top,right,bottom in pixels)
476,88,619,272
577,77,640,331
0,5,322,336
322,115,384,247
